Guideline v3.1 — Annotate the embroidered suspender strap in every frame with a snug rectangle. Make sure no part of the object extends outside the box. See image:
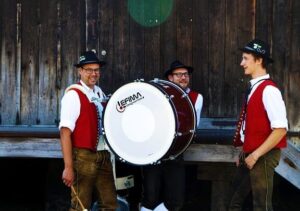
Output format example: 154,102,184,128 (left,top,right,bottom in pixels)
233,104,245,147
94,103,101,148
